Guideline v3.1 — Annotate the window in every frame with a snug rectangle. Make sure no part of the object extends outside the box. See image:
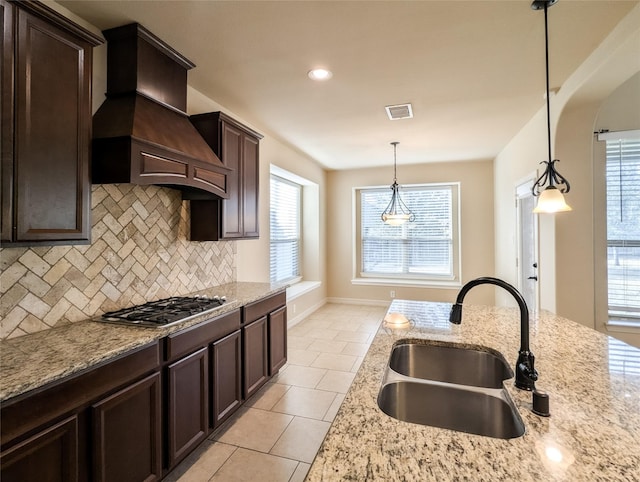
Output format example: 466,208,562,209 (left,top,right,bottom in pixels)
606,137,640,324
356,183,460,284
270,174,301,284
